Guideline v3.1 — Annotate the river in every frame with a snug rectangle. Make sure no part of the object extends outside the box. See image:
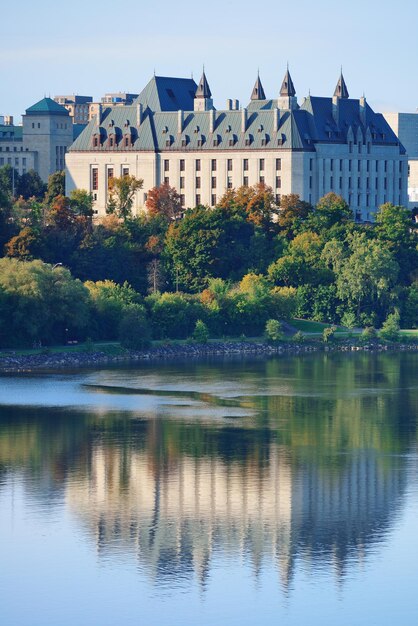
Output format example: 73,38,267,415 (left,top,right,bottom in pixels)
0,352,417,625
